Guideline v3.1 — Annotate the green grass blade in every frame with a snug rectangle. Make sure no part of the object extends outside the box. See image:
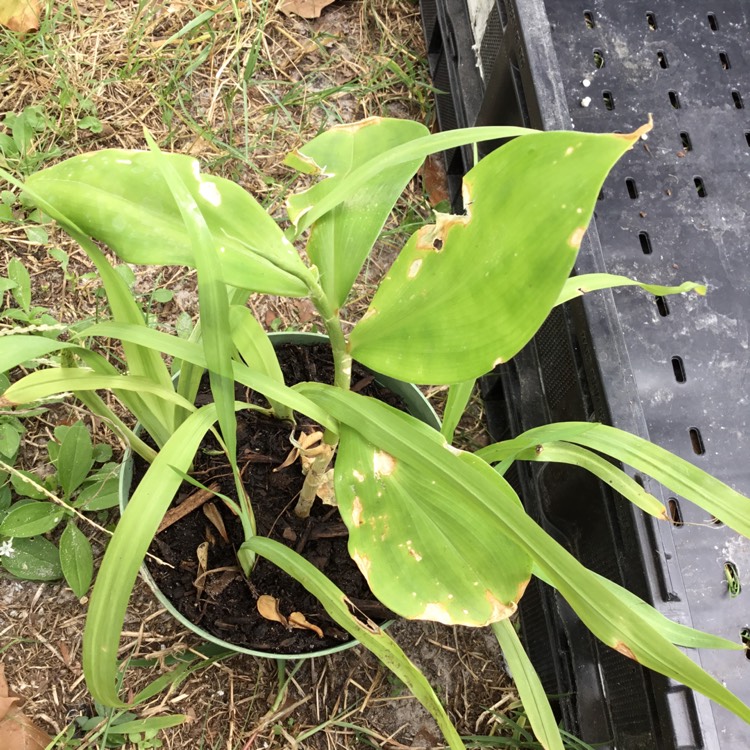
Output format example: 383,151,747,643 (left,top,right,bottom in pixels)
555,274,706,306
244,536,466,750
441,379,475,443
492,620,564,750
